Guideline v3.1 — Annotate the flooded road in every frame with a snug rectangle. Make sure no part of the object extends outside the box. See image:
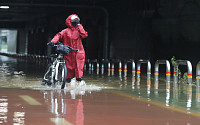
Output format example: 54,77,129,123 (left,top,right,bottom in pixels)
1,55,200,125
